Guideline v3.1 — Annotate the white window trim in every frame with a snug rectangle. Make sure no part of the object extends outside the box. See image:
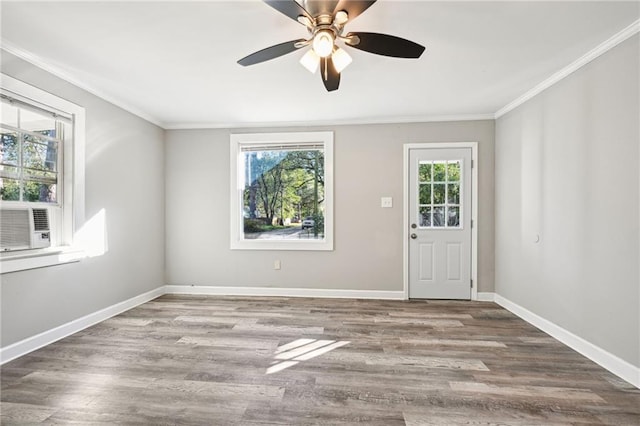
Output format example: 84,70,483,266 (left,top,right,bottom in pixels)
230,131,334,251
0,73,85,273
